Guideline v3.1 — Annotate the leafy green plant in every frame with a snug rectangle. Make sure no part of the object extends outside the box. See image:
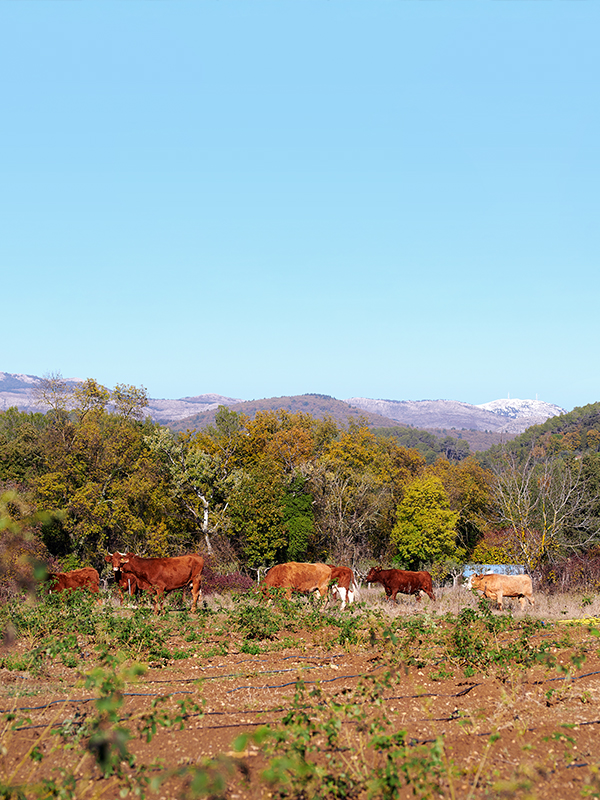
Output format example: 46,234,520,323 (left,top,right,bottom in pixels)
99,610,171,660
230,597,283,641
336,616,362,647
260,670,457,800
240,640,261,655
